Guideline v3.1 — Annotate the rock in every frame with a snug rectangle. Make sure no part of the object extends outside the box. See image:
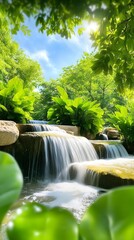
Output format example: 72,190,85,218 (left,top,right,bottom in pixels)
0,121,19,146
68,158,134,189
17,124,80,136
103,127,120,140
96,133,108,140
